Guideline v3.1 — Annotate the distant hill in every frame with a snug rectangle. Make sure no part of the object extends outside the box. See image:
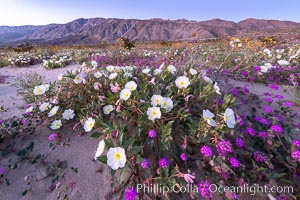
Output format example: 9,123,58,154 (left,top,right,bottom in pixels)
0,17,300,46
